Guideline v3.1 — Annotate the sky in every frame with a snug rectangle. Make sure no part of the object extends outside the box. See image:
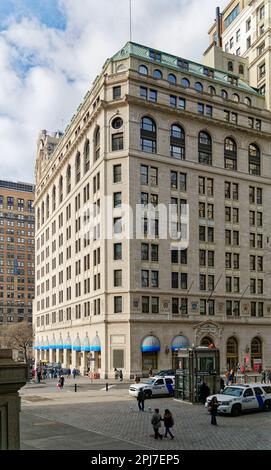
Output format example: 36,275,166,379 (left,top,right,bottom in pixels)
0,0,228,183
